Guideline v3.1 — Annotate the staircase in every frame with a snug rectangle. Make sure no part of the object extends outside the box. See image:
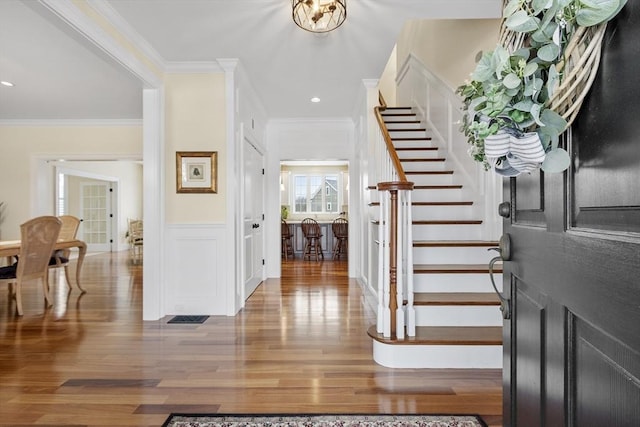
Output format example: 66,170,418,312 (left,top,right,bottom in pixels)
368,107,503,369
